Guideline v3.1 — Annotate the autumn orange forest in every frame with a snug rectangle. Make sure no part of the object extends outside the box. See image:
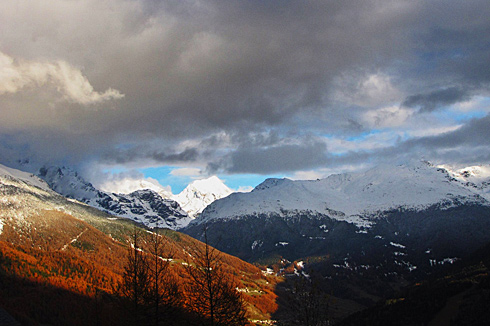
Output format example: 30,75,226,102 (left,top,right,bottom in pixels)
0,169,285,326
0,205,282,326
